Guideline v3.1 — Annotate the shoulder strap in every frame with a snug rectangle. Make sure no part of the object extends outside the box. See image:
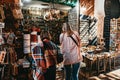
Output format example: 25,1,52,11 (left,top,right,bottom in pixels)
70,35,79,46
